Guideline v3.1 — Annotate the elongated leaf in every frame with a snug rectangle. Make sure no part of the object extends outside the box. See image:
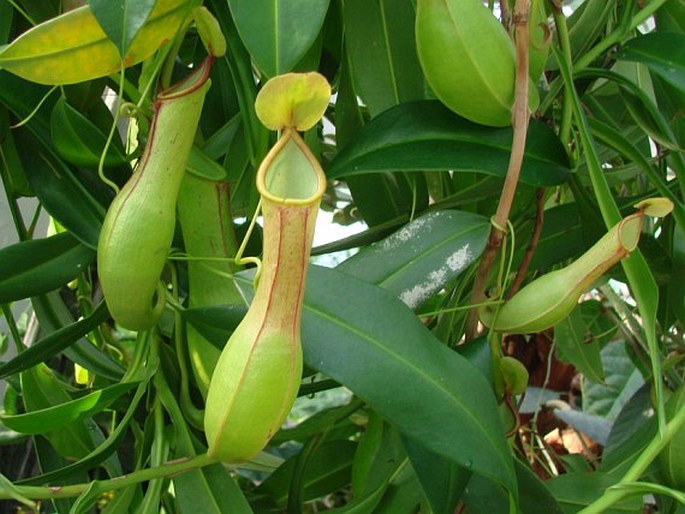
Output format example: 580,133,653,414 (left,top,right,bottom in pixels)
180,305,247,349
343,0,423,116
554,305,604,384
227,0,330,77
17,381,147,485
32,292,124,381
50,96,128,167
2,381,136,434
89,0,156,57
404,437,469,514
256,441,356,506
567,0,617,62
546,472,642,513
153,365,252,514
463,459,563,514
0,232,94,303
20,364,94,460
301,266,515,495
327,101,571,187
583,341,644,420
338,210,488,309
0,301,109,380
0,0,194,85
616,32,685,94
